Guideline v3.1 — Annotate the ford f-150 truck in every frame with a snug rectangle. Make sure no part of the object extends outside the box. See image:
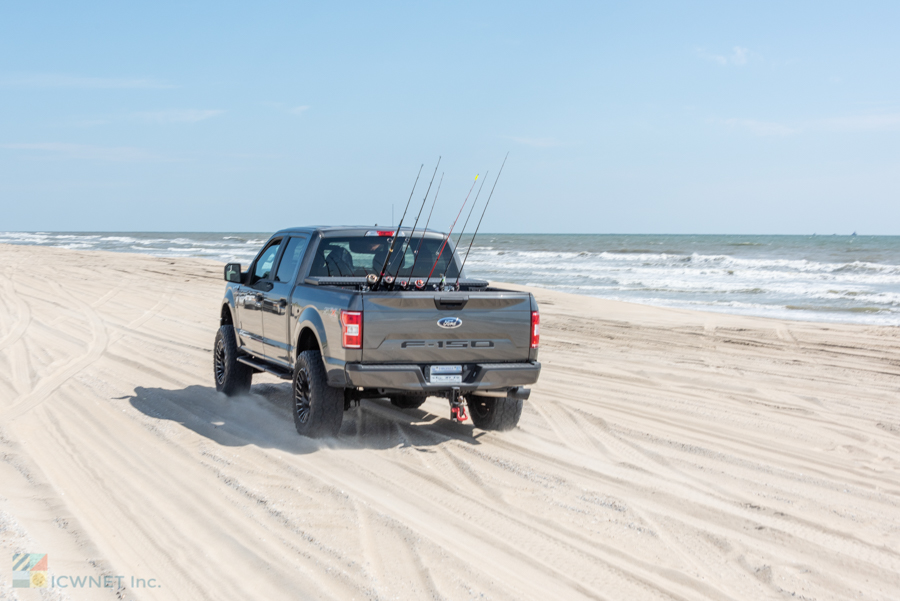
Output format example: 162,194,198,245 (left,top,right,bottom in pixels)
214,226,541,438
